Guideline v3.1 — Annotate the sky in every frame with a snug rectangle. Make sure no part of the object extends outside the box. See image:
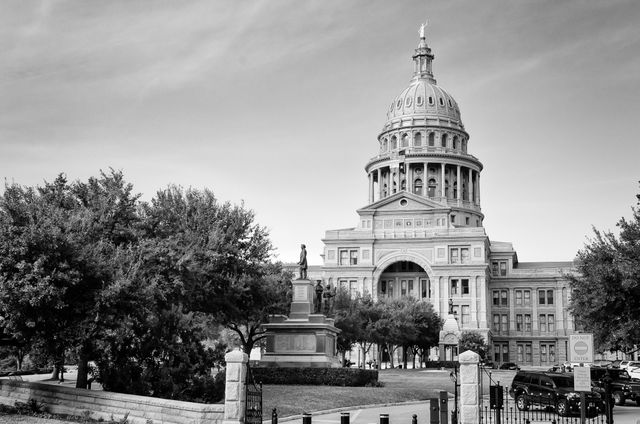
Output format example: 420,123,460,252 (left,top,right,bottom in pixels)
1,0,639,265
